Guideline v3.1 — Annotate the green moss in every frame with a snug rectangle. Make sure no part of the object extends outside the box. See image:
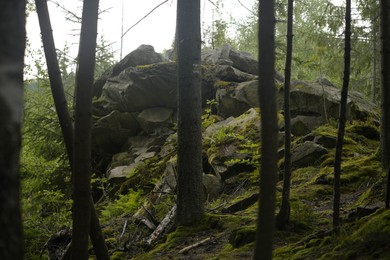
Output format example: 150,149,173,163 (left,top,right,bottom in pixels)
214,80,235,88
229,226,256,248
100,189,143,222
327,209,390,259
111,251,126,259
346,119,380,140
105,237,117,248
216,241,255,259
119,156,168,194
134,214,228,259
